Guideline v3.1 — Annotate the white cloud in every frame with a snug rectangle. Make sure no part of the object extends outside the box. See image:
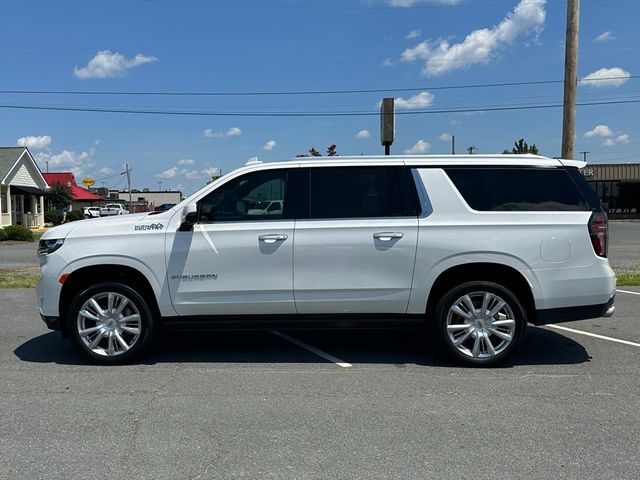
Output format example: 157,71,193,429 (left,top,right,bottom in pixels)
383,0,460,6
203,127,242,138
202,166,221,177
17,135,51,150
438,132,453,141
35,149,95,179
97,167,114,175
263,140,277,151
156,167,179,179
355,130,371,139
405,29,422,39
602,133,630,146
381,58,395,67
394,91,434,109
177,158,195,166
73,50,157,79
595,31,614,42
585,125,614,138
184,169,203,180
401,0,546,76
404,140,431,154
580,67,630,88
